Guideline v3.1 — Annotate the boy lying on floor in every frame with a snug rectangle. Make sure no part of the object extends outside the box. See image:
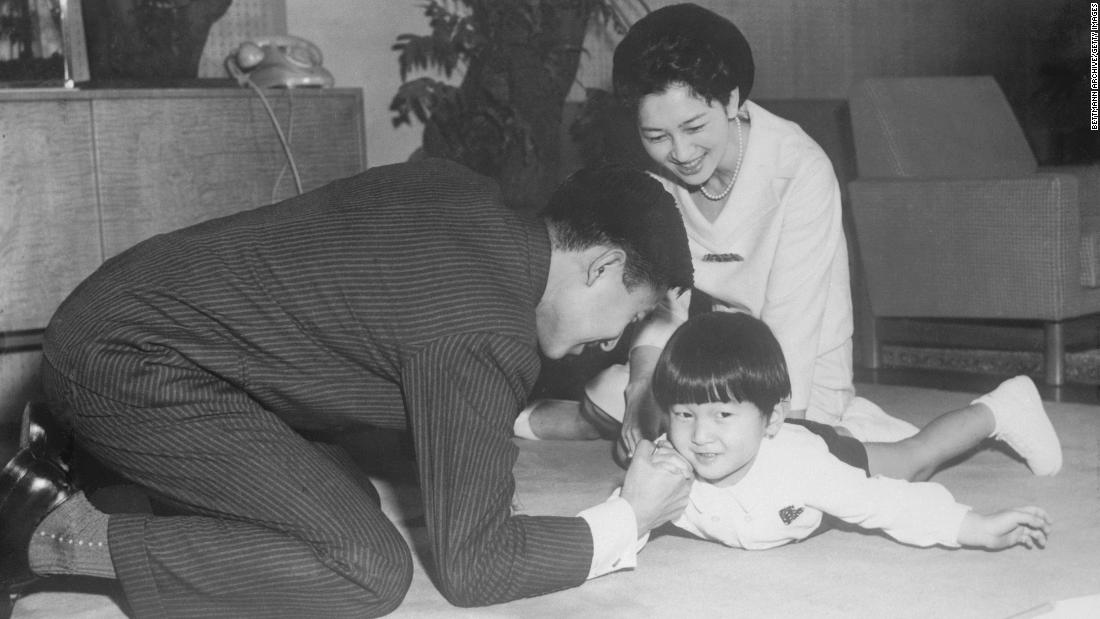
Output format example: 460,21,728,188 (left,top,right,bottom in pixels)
628,311,1059,552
